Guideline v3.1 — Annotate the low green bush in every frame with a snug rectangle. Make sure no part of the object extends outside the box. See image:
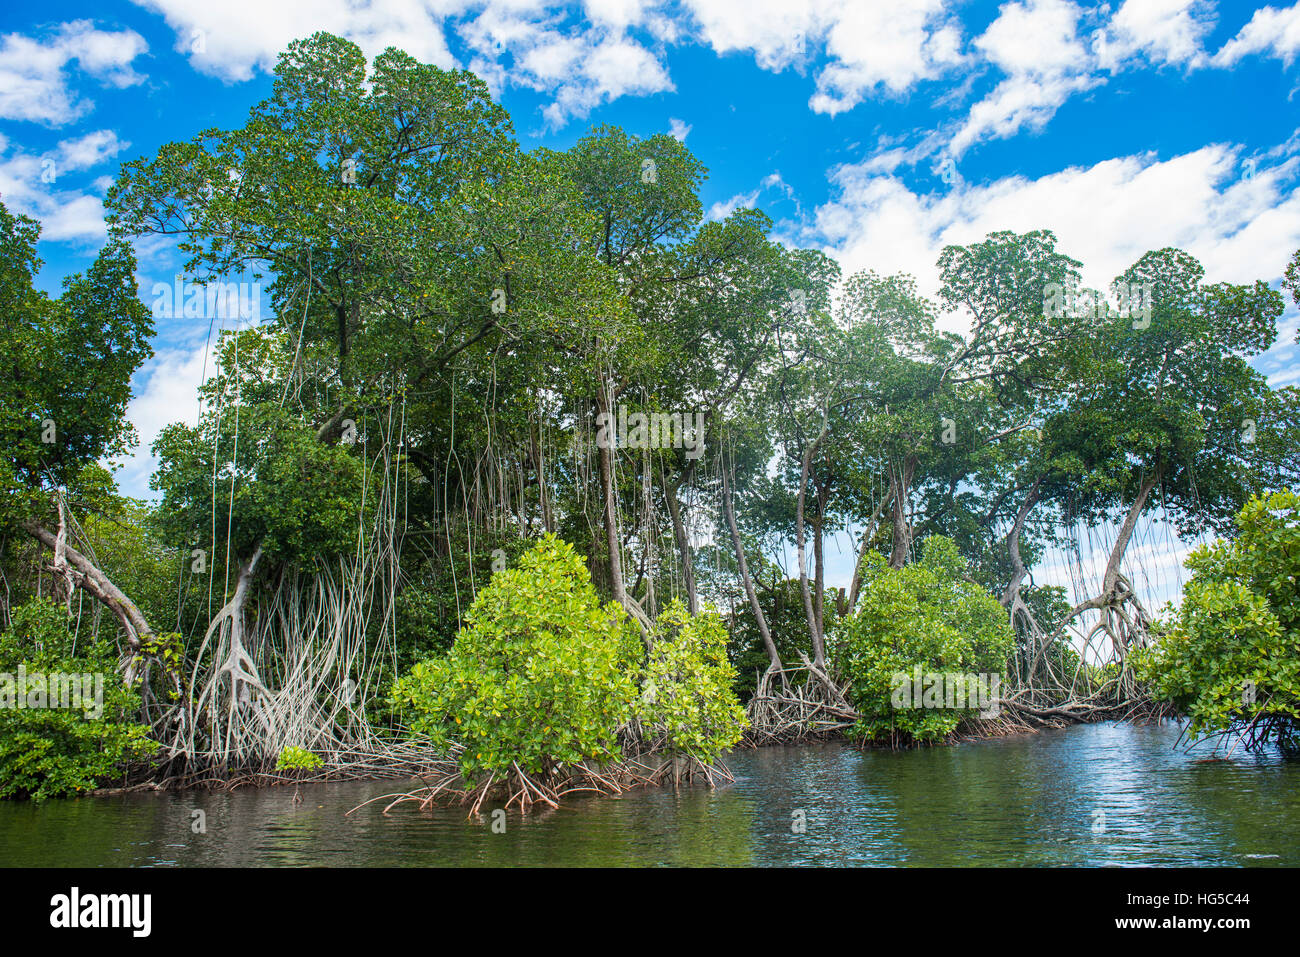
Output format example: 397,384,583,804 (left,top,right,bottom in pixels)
275,745,324,772
390,535,640,782
1135,491,1300,750
0,599,156,800
830,536,1014,744
391,536,752,783
637,600,747,764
